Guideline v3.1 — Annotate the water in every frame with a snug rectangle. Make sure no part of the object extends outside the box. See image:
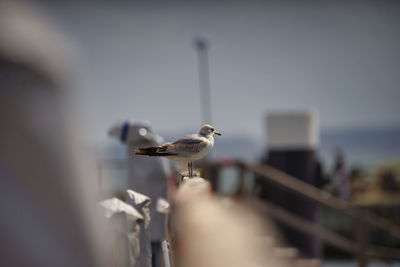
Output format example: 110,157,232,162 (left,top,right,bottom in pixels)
211,126,400,172
319,127,400,171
